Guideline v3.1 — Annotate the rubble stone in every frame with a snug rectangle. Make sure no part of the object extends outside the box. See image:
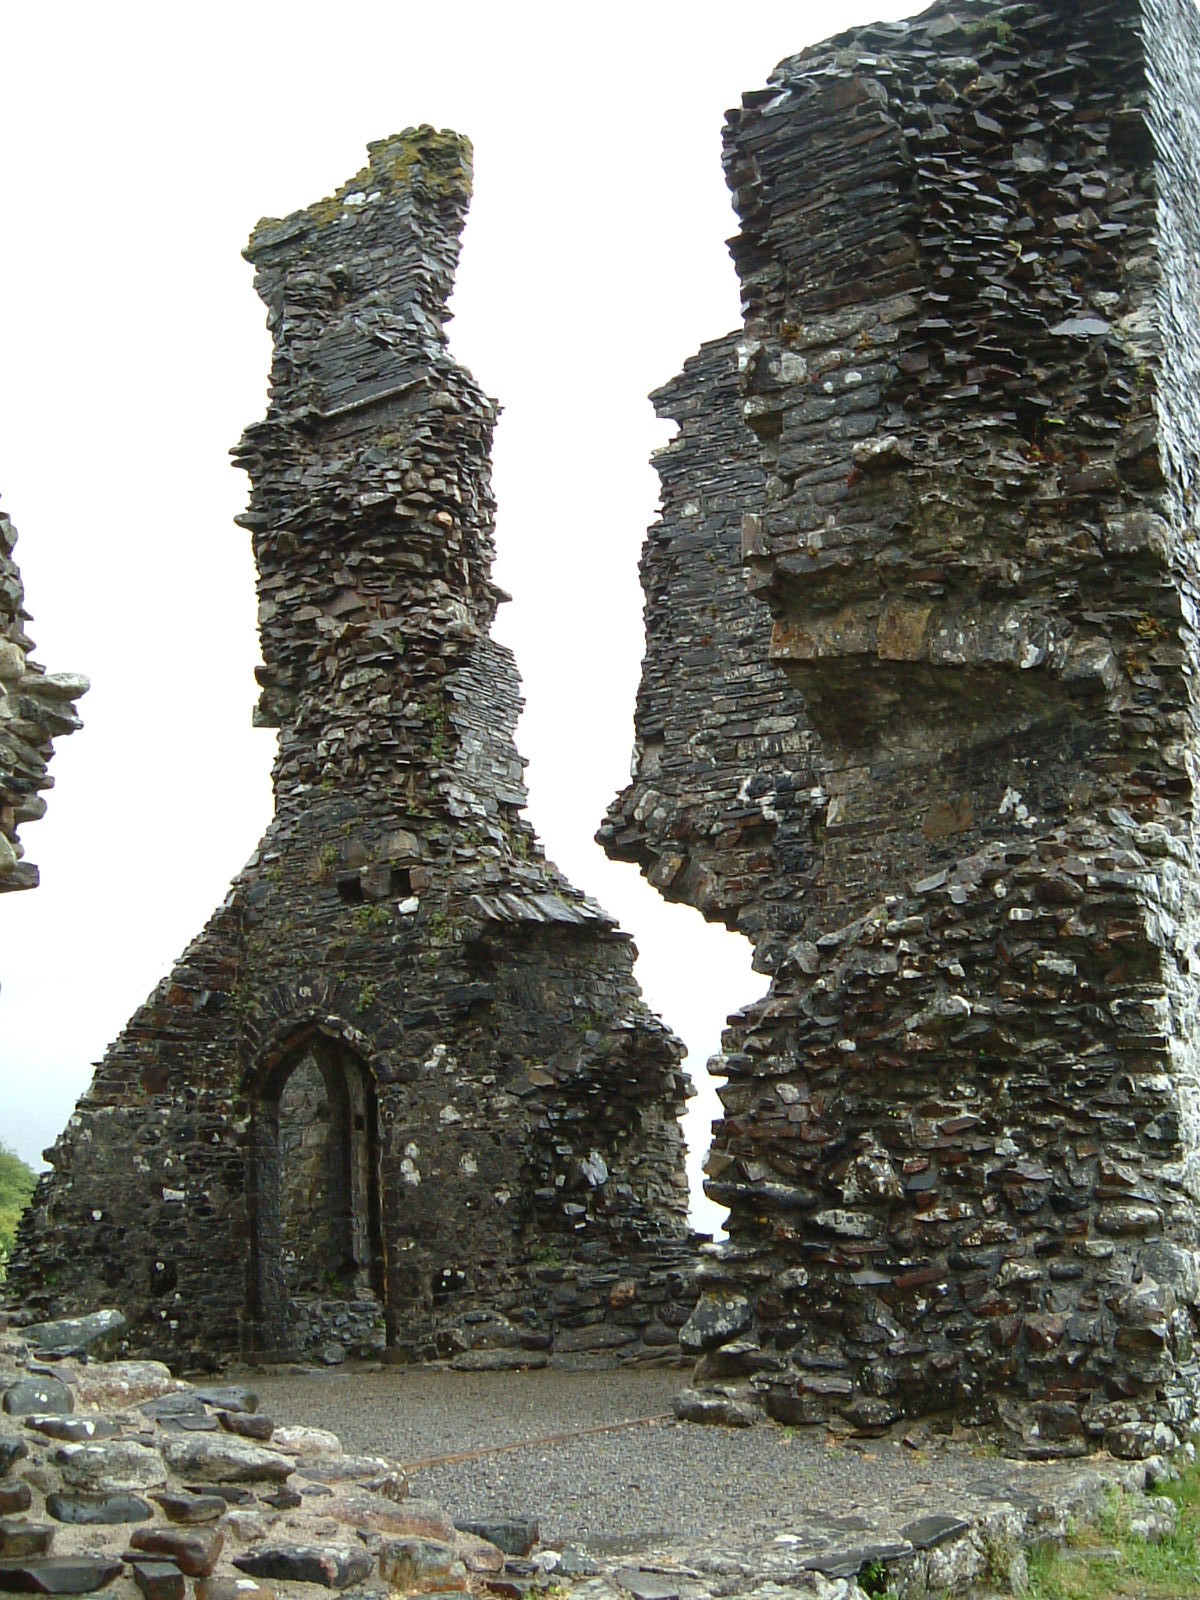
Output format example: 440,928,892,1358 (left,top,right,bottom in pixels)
0,505,86,895
604,0,1200,1447
7,127,695,1368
